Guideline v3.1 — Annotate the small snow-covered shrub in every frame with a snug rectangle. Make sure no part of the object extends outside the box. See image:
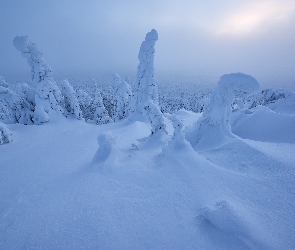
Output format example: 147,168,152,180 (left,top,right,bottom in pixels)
60,79,82,119
0,122,12,144
0,76,9,88
169,115,185,145
144,100,167,135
